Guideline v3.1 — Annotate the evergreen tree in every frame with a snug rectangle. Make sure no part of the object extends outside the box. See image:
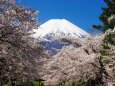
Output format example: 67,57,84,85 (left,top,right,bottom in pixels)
93,0,115,32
